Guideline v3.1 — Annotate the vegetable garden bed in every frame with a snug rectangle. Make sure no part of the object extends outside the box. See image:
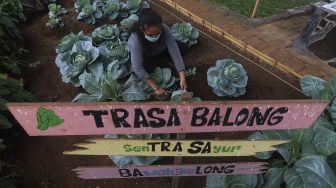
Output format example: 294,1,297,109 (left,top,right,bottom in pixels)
9,0,307,187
